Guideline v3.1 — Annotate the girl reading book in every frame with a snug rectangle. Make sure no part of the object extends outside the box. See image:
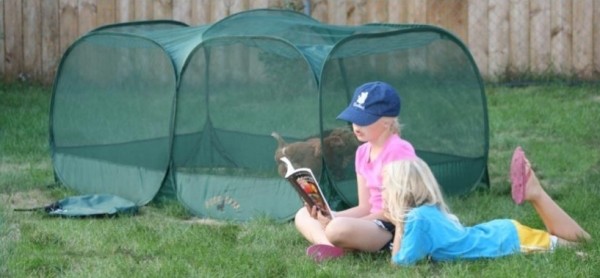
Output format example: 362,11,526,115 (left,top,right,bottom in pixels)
294,81,417,262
